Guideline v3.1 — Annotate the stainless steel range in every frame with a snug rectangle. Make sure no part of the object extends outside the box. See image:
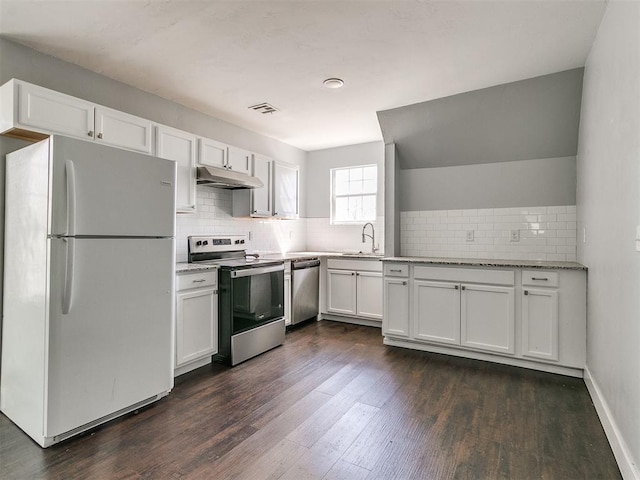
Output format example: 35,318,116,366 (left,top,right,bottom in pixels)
188,235,285,366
